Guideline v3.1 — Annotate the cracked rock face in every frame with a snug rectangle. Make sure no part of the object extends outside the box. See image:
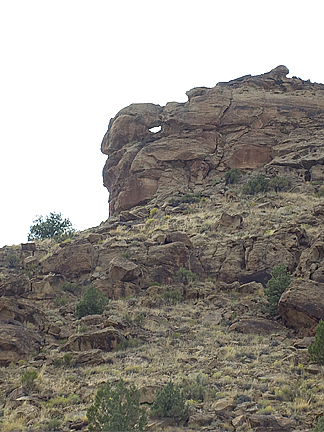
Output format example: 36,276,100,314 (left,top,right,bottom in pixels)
101,65,324,215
